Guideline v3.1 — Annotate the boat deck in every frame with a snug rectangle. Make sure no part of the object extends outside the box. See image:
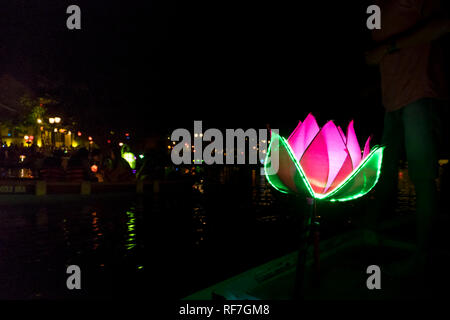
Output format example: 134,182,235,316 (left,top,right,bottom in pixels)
184,213,450,300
